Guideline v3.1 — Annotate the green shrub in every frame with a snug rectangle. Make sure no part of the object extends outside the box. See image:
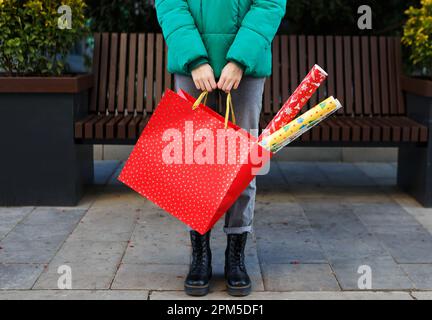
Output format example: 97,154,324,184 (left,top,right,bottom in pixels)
402,0,432,78
0,0,88,76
